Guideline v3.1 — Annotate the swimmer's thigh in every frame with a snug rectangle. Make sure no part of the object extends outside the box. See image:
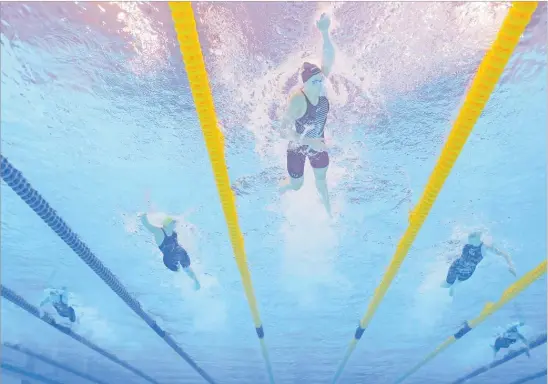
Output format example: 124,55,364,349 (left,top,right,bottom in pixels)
446,260,460,285
309,150,330,176
163,255,180,272
287,146,306,179
178,250,191,269
457,265,476,282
